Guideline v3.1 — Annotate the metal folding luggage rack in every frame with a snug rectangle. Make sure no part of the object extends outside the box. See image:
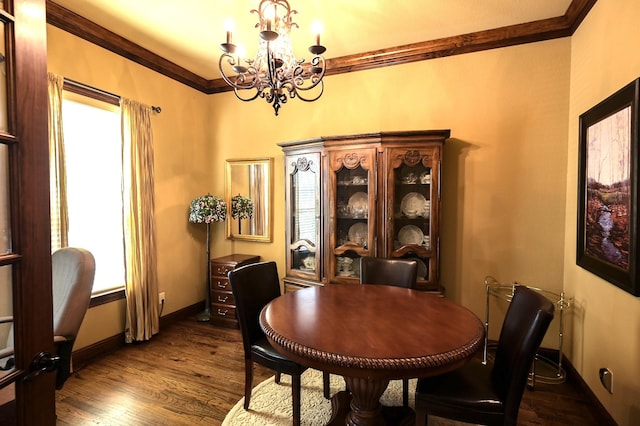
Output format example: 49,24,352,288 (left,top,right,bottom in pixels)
483,276,573,387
